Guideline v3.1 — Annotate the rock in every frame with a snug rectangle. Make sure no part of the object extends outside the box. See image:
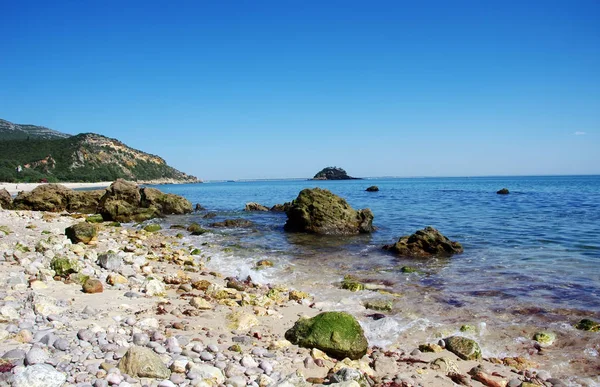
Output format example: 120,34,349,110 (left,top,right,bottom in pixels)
107,273,128,285
0,188,12,209
65,222,98,244
143,224,162,232
140,187,193,215
245,202,269,212
0,305,19,321
186,363,225,385
341,276,365,292
210,219,254,228
364,300,392,312
469,365,507,387
575,318,599,331
284,188,374,235
383,226,463,257
117,346,170,379
270,202,291,212
256,259,274,269
13,184,72,212
190,297,212,310
289,290,310,301
82,278,103,293
313,167,357,180
187,223,209,234
533,331,556,346
144,279,167,297
285,312,368,360
25,347,49,365
497,188,510,195
444,336,482,360
365,186,379,192
67,190,104,213
85,214,104,223
97,251,122,271
227,311,259,331
194,203,205,211
50,256,81,277
12,363,67,387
